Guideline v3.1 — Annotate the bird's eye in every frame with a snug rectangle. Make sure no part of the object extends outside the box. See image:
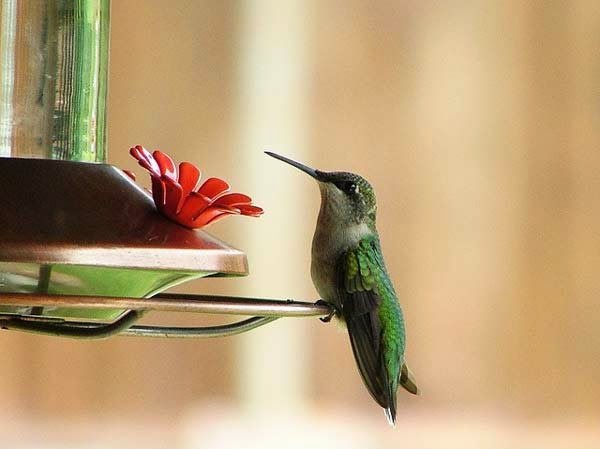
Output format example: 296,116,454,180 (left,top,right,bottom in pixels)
341,181,358,195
